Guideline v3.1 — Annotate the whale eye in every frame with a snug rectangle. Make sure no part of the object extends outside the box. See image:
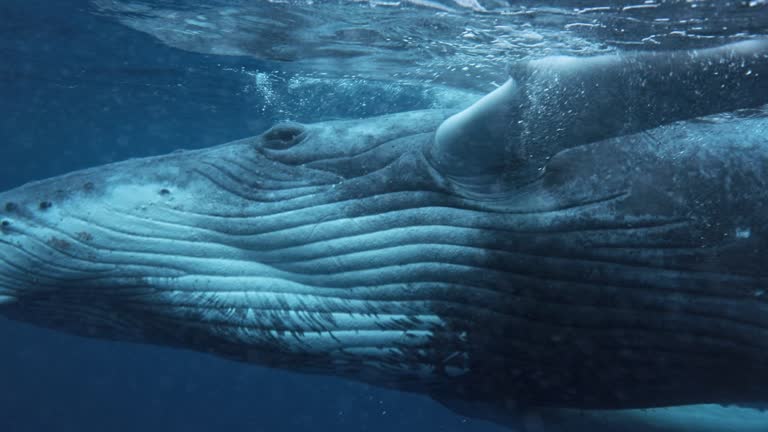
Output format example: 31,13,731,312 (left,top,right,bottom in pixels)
261,122,307,150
